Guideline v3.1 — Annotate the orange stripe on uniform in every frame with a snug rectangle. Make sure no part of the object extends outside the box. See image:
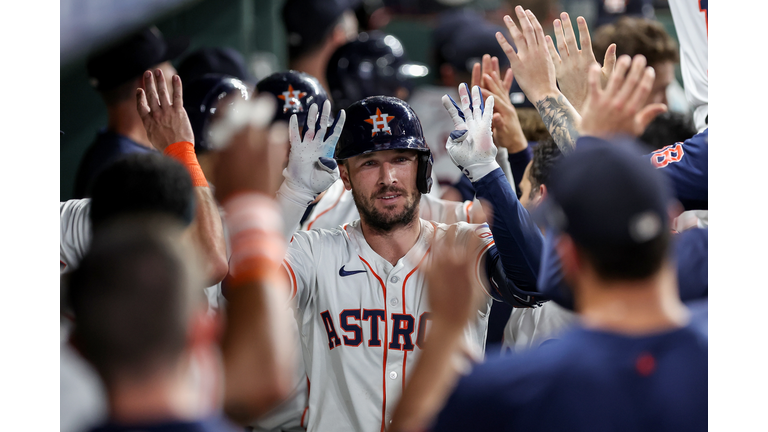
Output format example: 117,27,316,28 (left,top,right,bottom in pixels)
359,256,389,432
306,190,345,230
475,240,496,298
283,260,298,300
